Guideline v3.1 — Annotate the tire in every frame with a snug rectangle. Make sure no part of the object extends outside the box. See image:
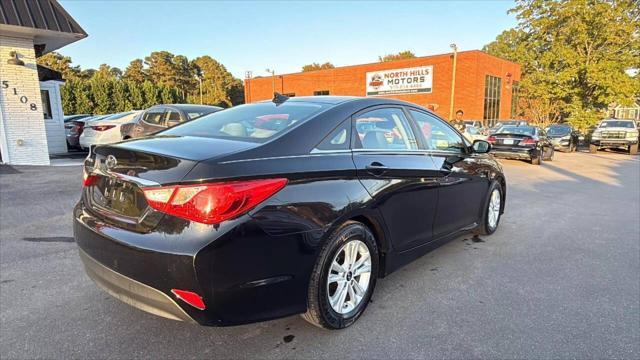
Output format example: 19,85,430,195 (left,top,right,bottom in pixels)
589,144,598,153
475,181,503,236
302,221,379,330
530,154,541,165
630,143,638,155
546,147,554,161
